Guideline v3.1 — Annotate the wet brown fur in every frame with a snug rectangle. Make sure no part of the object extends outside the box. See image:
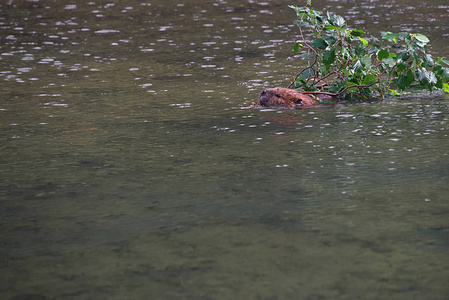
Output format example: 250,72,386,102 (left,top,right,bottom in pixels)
258,88,318,108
